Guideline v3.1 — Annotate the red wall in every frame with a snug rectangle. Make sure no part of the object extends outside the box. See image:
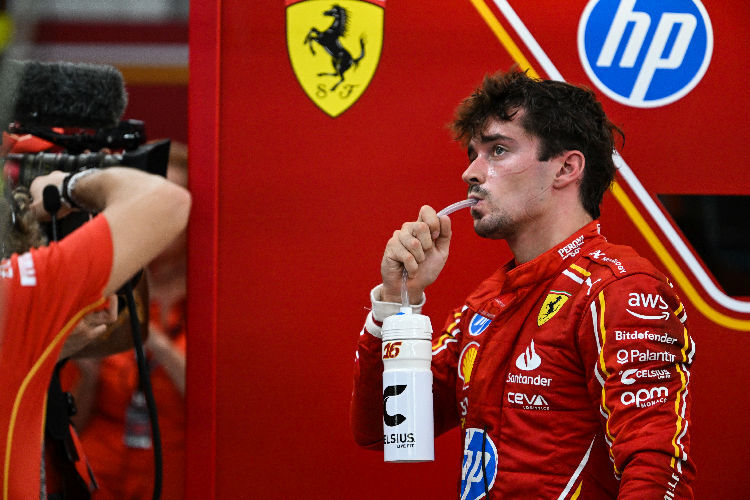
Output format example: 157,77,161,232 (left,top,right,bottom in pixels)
187,1,750,497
